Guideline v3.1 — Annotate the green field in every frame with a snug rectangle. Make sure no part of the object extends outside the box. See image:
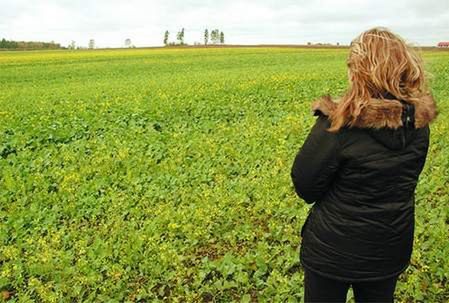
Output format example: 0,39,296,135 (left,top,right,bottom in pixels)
0,47,448,302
